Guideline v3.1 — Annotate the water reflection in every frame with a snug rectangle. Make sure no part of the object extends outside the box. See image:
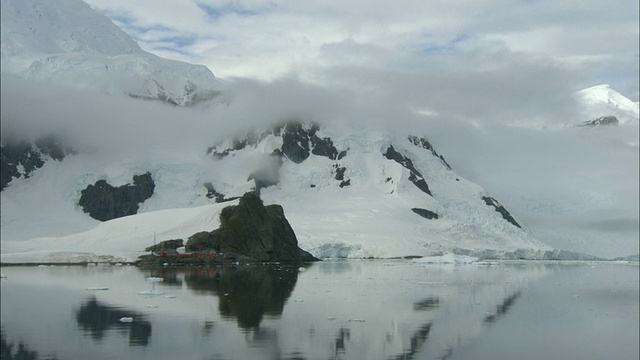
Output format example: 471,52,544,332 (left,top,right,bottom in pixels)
1,327,58,360
413,297,440,311
75,297,152,346
484,291,521,324
1,262,636,360
182,264,300,329
388,323,433,360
